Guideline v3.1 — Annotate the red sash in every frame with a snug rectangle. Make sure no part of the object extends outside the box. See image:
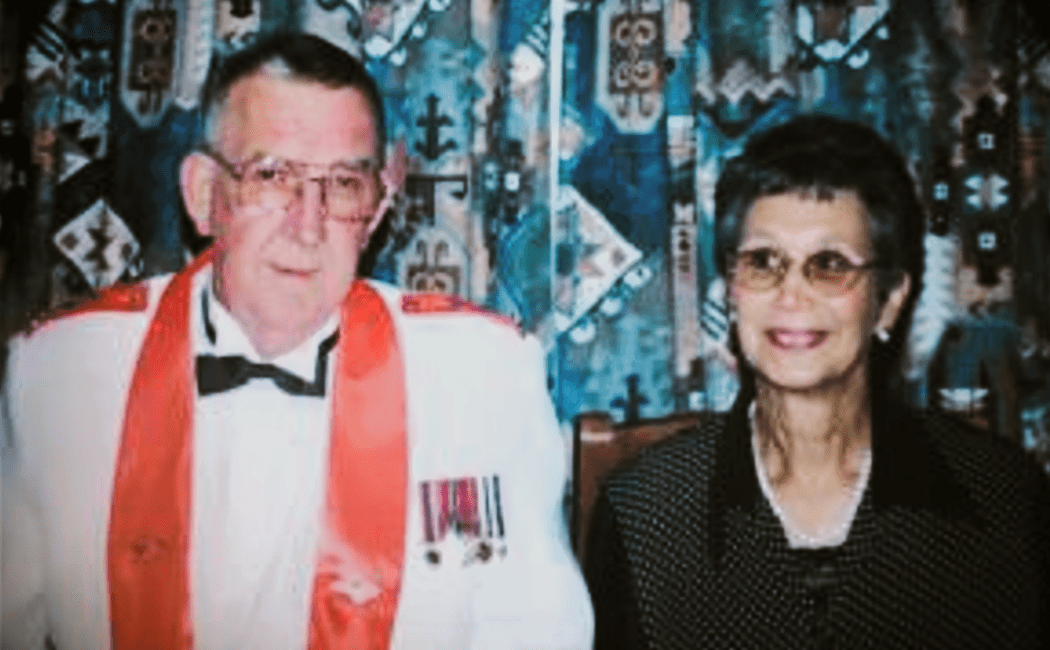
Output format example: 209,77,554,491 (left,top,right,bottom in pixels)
106,250,407,650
